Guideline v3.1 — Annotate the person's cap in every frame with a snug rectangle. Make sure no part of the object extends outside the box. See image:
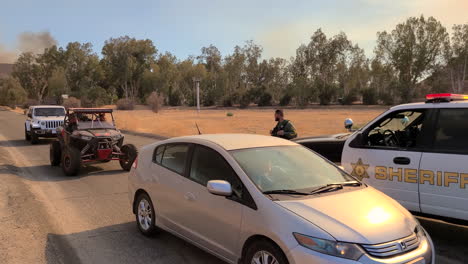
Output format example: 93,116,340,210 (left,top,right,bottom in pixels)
275,109,284,116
